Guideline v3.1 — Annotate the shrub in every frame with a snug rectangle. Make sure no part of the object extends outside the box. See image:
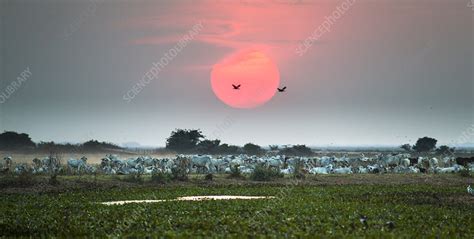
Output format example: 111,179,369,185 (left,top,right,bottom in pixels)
228,165,243,179
459,168,472,178
4,171,36,187
171,157,190,181
293,159,306,179
122,174,144,184
250,165,283,181
205,173,213,181
17,171,34,185
48,174,60,186
151,171,172,184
